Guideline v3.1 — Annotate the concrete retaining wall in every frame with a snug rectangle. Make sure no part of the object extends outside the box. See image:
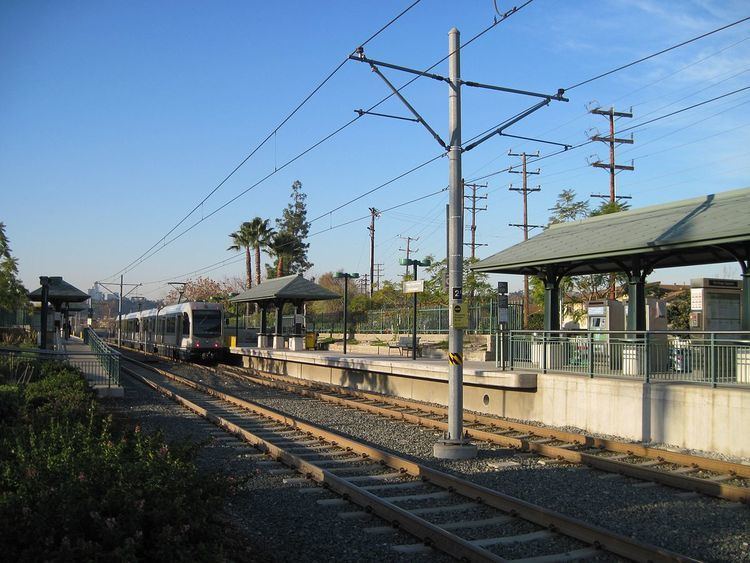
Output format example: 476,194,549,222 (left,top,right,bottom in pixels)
240,354,750,458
